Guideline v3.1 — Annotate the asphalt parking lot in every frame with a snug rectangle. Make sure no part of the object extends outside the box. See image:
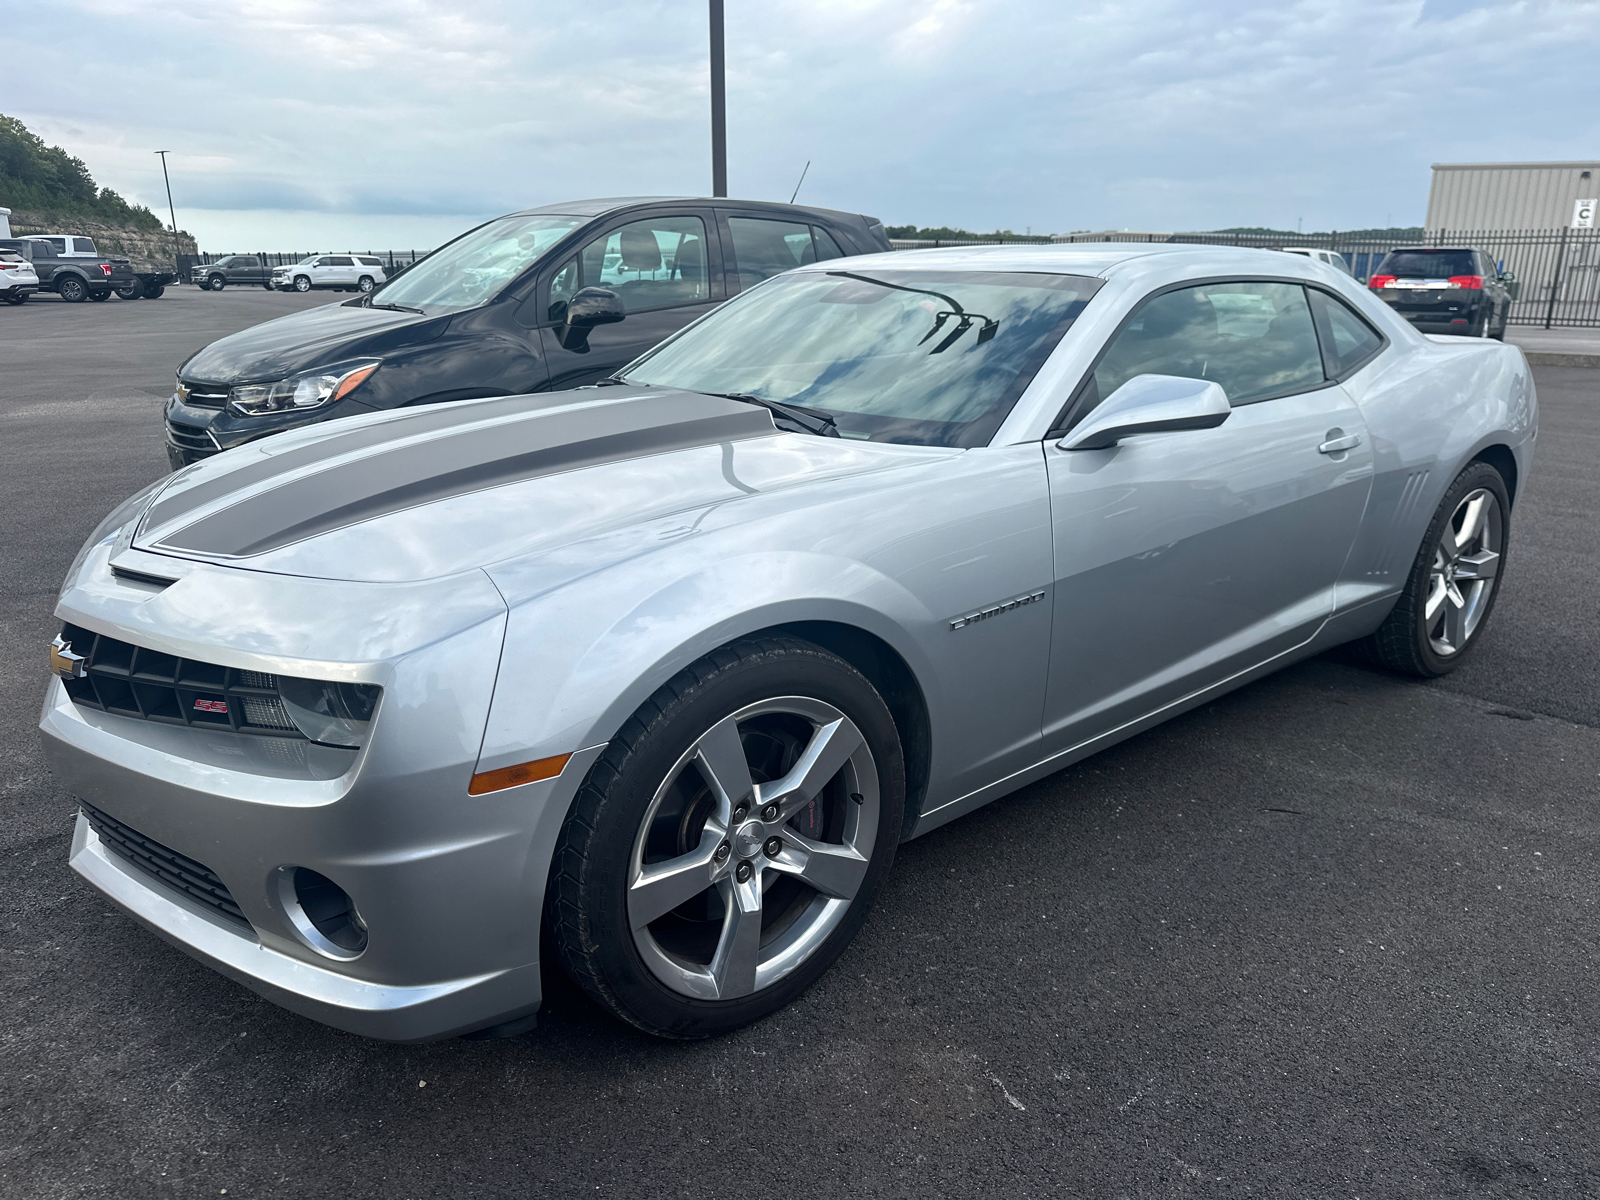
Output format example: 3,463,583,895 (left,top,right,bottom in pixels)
3,286,1598,1198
